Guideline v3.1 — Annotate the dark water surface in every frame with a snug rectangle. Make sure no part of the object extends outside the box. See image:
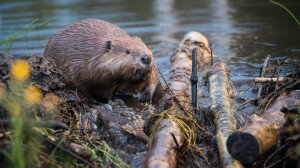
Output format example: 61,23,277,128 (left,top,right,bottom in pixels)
1,1,300,166
1,0,300,79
